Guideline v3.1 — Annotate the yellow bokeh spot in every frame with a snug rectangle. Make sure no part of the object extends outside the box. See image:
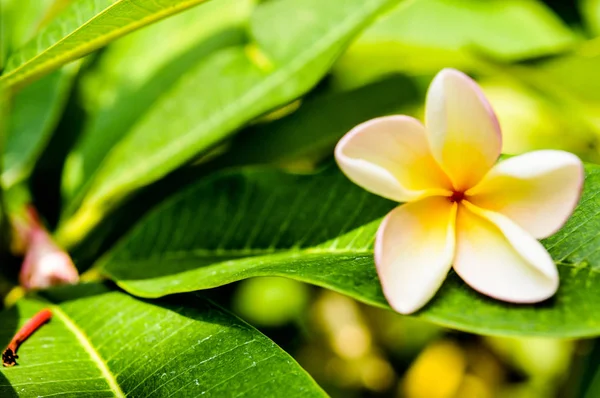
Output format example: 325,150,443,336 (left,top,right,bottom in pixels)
401,340,466,398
